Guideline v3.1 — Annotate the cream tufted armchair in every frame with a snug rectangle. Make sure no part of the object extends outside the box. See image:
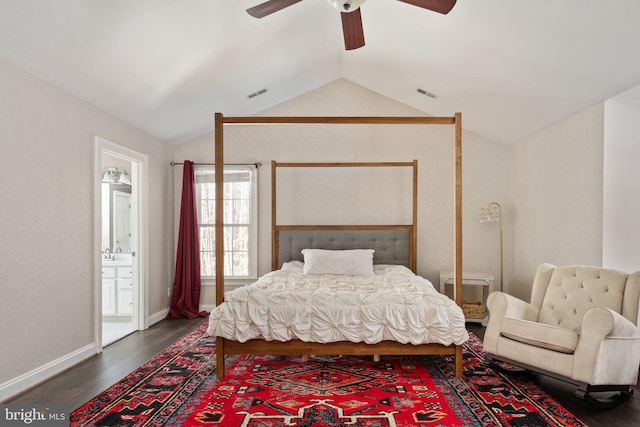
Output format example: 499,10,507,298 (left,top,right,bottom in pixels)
484,263,640,408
